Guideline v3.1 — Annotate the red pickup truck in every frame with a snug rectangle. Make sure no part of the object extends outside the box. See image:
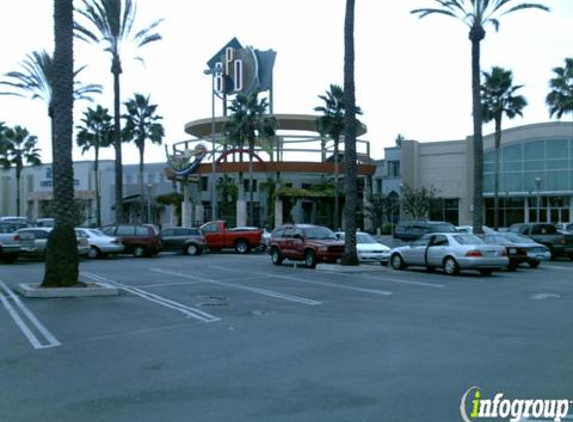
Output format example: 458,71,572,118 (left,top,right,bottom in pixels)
200,221,263,254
